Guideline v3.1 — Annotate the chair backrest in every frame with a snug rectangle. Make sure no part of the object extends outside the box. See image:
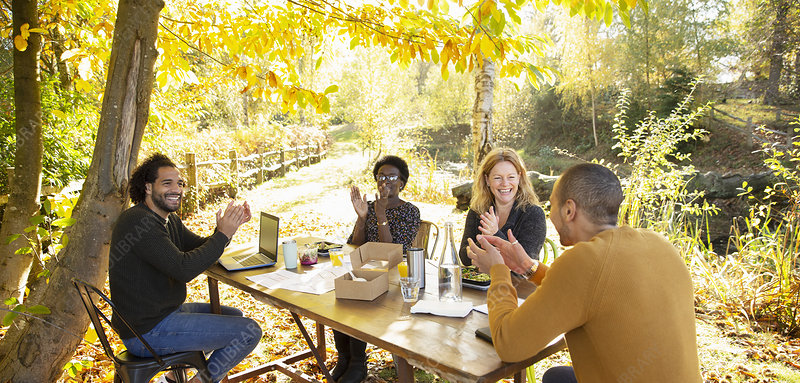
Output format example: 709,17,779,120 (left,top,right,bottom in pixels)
539,238,560,265
412,220,440,260
71,278,164,365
